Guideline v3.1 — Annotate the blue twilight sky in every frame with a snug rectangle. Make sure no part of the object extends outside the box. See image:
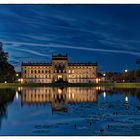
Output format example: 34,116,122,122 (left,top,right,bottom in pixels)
0,4,140,72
